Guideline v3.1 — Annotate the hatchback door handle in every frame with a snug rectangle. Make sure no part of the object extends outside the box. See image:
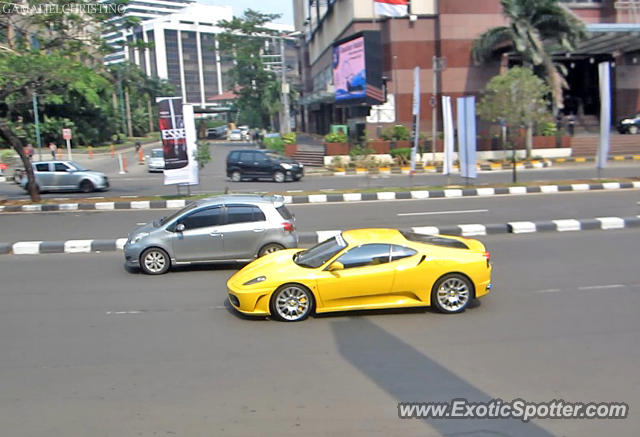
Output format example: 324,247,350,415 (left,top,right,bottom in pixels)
253,228,264,232
210,232,222,237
